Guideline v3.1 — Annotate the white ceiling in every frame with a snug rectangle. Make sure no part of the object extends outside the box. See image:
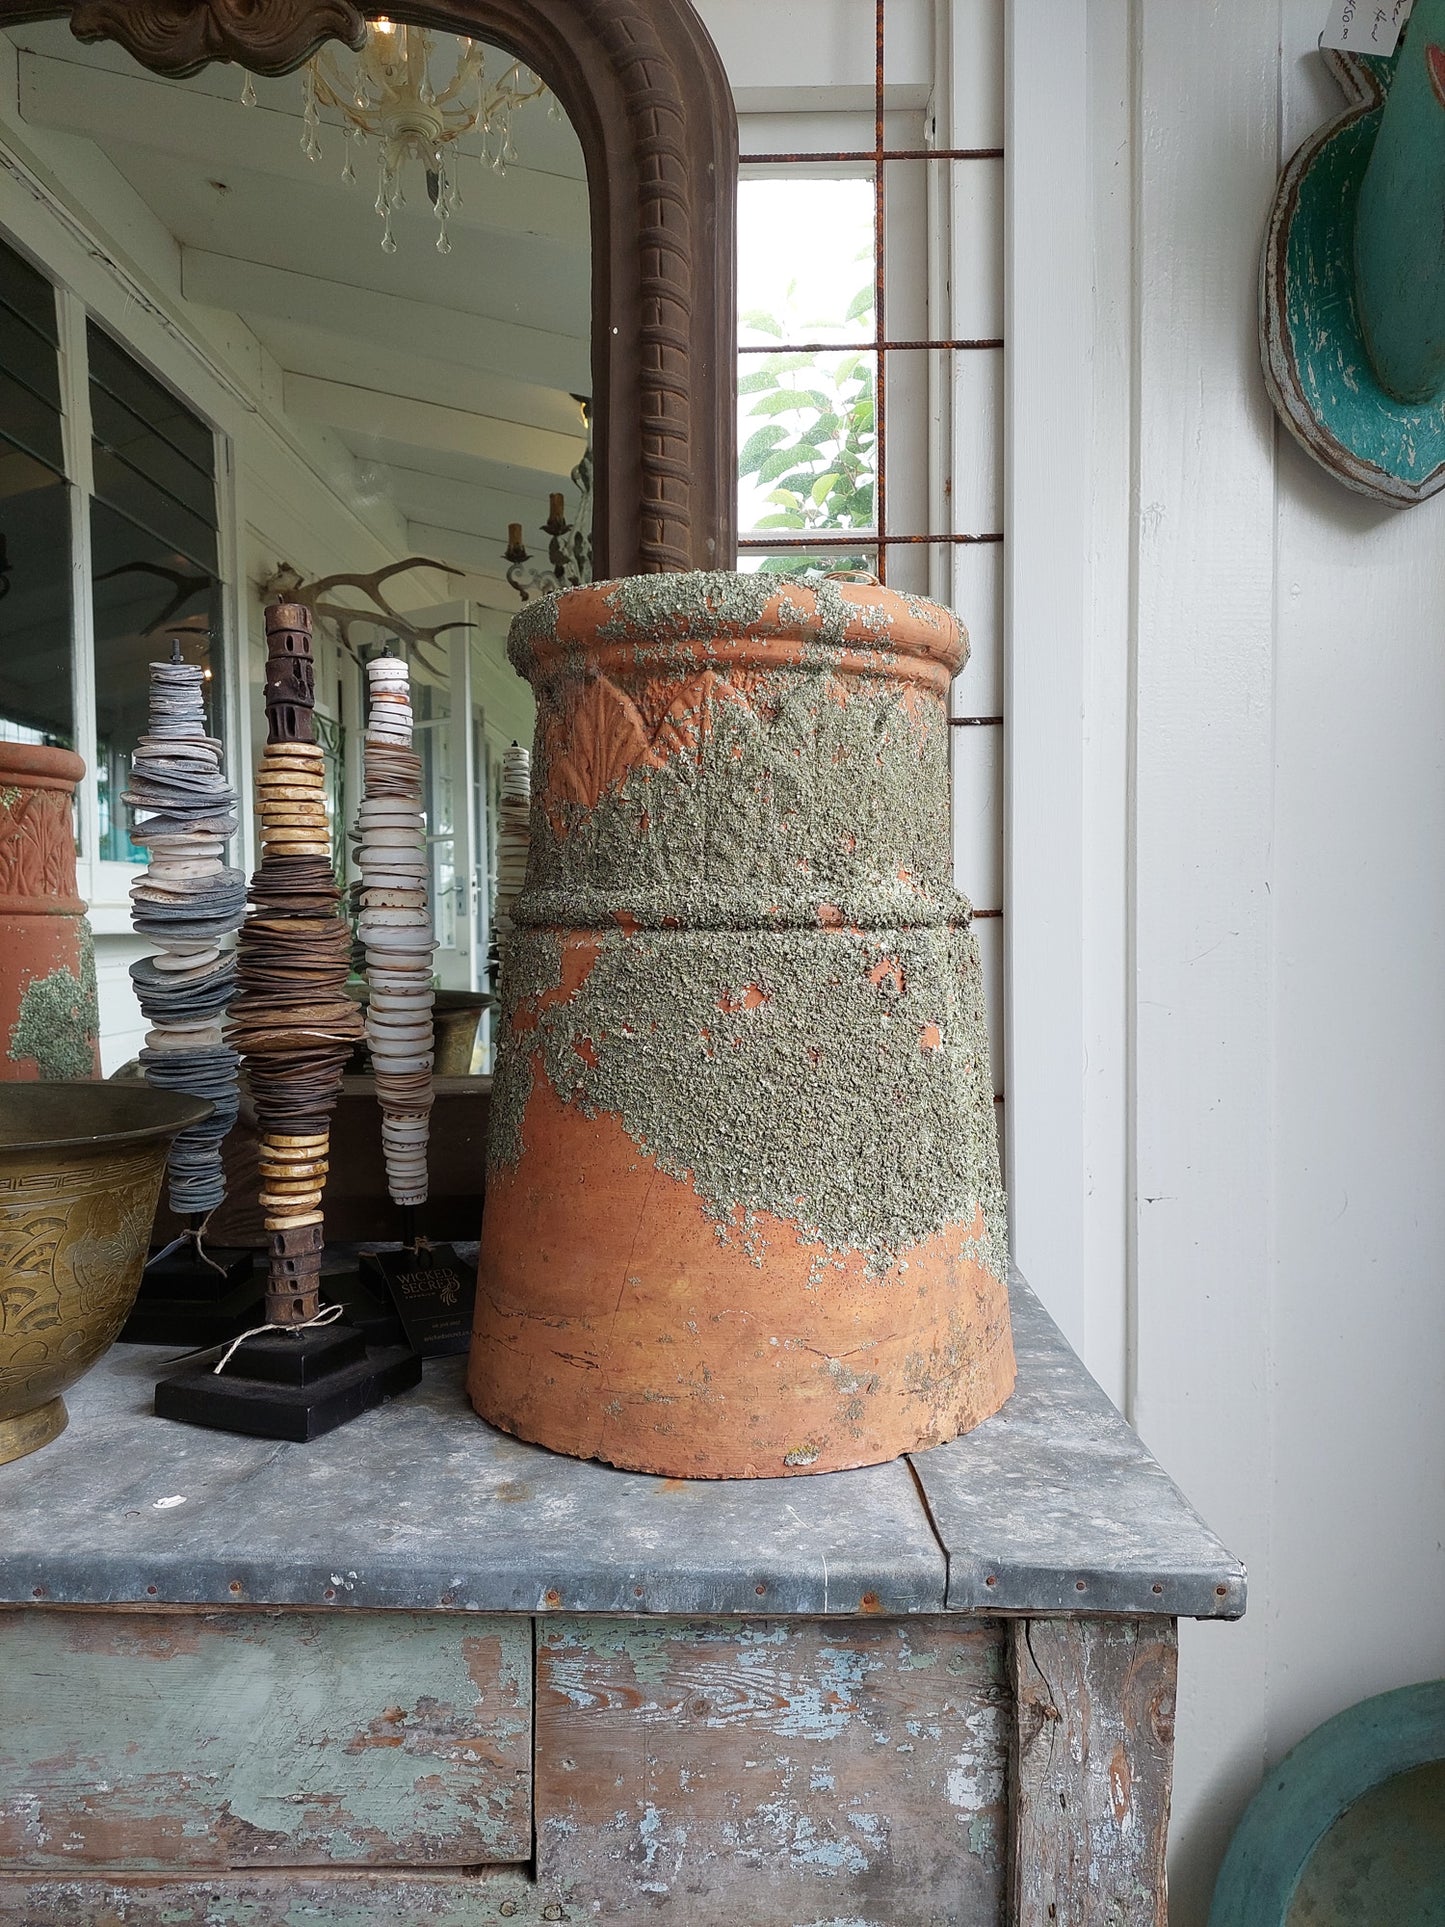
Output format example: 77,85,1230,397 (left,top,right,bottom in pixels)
8,20,591,603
